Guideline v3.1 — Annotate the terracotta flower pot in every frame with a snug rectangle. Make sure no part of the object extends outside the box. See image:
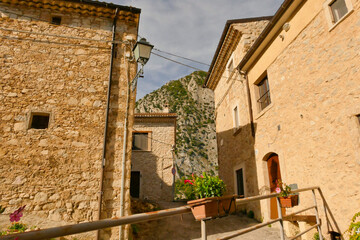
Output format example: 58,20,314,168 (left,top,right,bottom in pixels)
279,195,299,208
187,195,236,220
